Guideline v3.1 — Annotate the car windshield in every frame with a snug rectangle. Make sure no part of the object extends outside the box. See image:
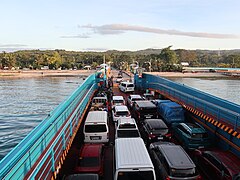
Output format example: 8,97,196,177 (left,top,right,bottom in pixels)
117,171,154,180
117,130,140,138
170,168,197,177
116,111,129,116
92,99,107,104
119,124,136,129
141,108,157,114
192,133,208,138
132,98,142,101
78,157,99,167
113,100,124,104
127,84,134,87
152,128,168,135
85,125,107,132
